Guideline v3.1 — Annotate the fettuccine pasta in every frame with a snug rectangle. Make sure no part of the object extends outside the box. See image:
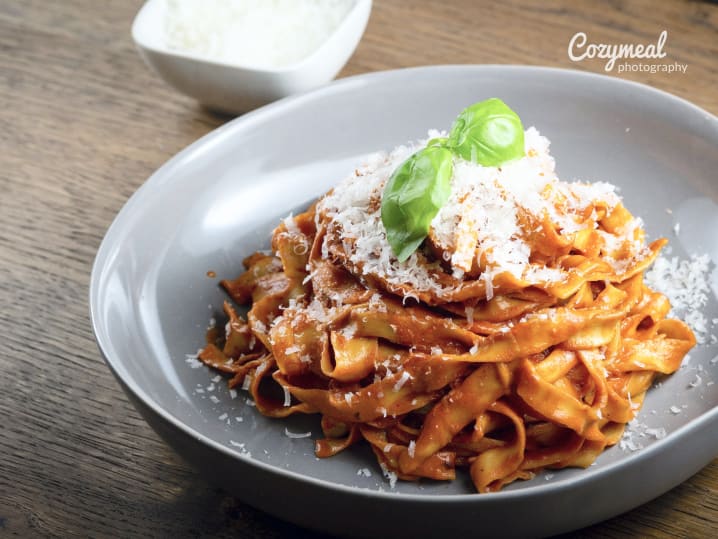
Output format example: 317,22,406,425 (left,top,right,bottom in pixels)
198,127,695,492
